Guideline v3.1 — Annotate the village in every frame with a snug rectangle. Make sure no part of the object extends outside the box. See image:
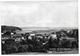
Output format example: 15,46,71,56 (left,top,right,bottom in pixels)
1,25,78,54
